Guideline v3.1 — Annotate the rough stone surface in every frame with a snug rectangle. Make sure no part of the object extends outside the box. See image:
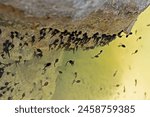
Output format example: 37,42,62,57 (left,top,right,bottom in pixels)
0,0,149,34
0,0,149,19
